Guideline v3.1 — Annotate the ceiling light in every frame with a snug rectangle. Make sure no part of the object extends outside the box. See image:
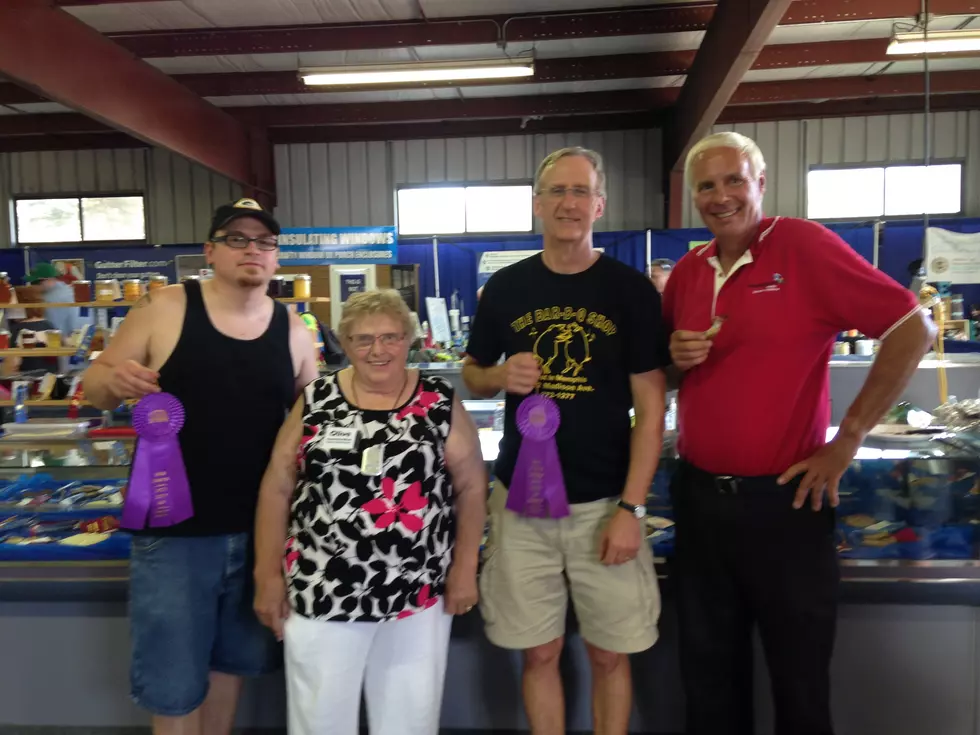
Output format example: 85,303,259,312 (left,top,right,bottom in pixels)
300,58,535,87
887,29,980,55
